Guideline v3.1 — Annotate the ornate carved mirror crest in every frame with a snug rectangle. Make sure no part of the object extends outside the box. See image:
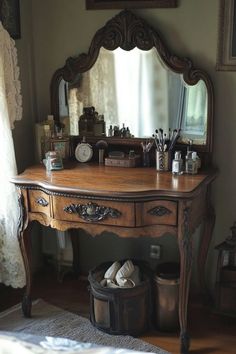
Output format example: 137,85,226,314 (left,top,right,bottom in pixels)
50,10,213,156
